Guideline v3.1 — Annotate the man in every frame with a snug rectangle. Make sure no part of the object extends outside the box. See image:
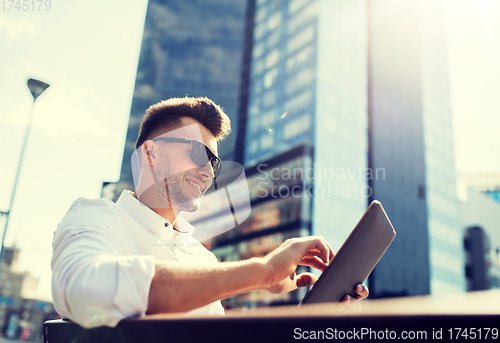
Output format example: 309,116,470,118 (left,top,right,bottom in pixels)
51,97,368,328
